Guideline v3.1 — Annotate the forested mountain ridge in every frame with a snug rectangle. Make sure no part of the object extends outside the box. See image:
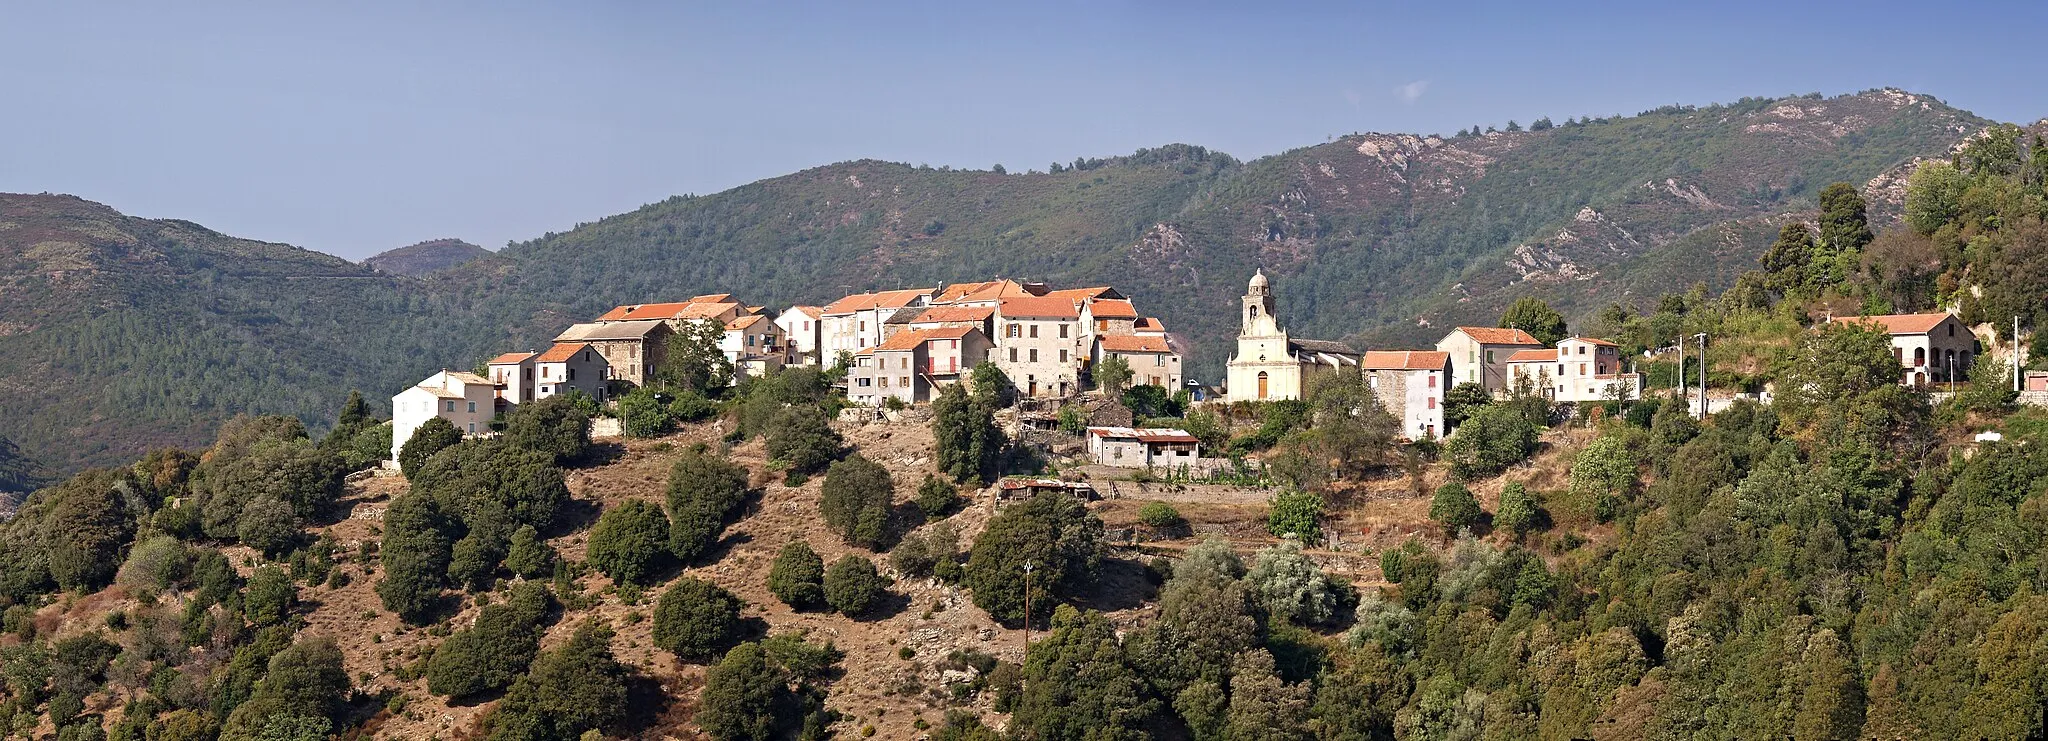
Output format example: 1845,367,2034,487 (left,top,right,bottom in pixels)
0,89,2003,474
485,88,1986,366
0,195,502,474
